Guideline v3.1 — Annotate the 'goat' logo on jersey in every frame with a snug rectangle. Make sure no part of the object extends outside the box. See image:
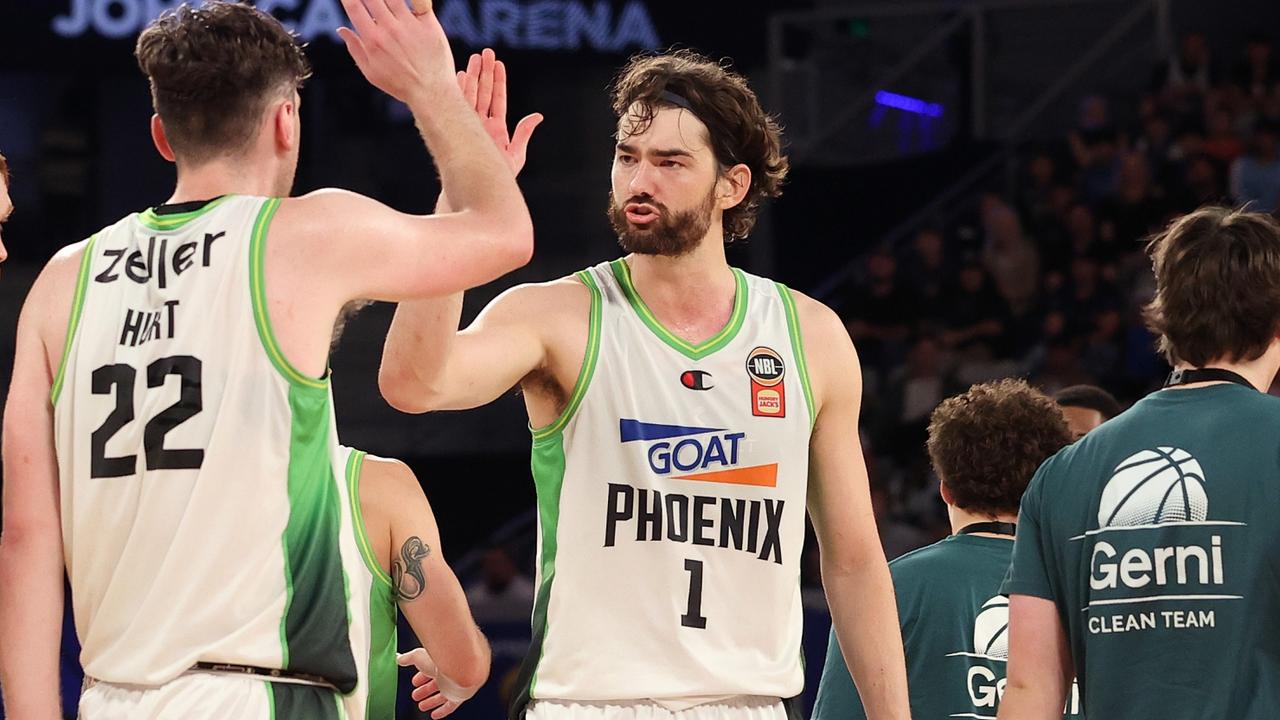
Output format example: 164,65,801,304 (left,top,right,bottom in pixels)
619,419,777,487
